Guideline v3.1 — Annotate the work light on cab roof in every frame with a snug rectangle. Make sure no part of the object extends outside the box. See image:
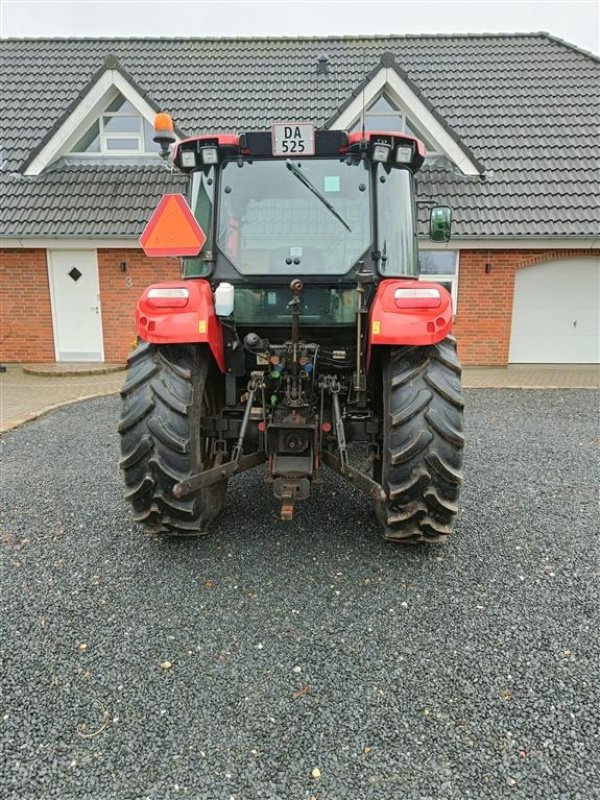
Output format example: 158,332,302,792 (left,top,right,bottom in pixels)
120,114,463,545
